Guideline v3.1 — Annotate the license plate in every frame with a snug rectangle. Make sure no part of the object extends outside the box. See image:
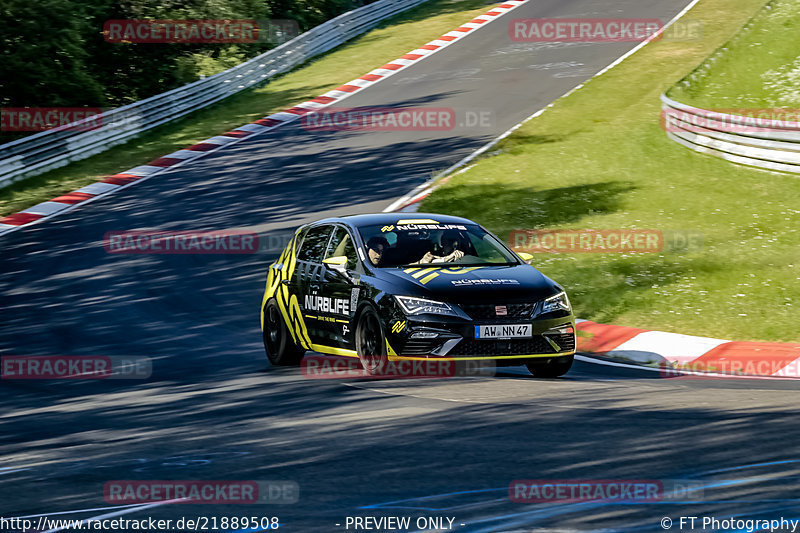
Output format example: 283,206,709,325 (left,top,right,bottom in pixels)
474,324,532,339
